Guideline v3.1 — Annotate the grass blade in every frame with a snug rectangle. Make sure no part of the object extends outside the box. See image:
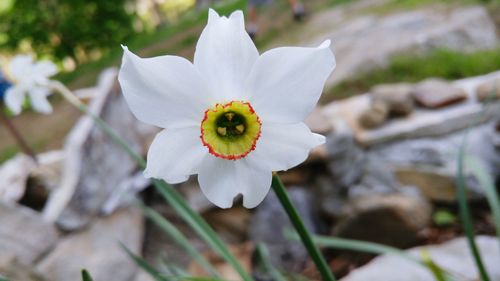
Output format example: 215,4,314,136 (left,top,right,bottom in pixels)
0,277,9,281
288,233,457,281
153,179,253,281
256,243,288,281
140,204,220,277
464,154,500,240
420,249,447,281
456,140,491,281
120,242,172,281
81,270,94,281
